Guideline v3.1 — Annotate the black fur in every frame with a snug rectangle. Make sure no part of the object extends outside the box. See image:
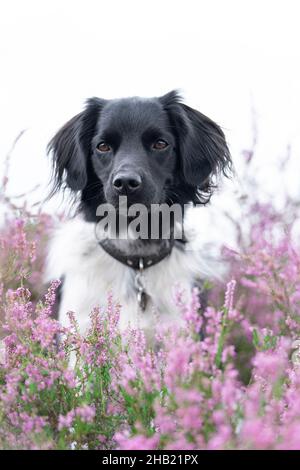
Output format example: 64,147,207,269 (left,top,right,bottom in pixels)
48,91,232,221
